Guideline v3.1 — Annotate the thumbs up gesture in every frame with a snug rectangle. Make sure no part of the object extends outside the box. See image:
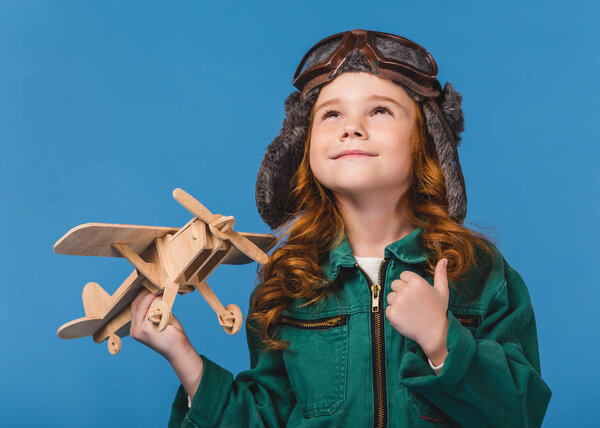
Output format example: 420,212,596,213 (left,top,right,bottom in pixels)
385,258,450,365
